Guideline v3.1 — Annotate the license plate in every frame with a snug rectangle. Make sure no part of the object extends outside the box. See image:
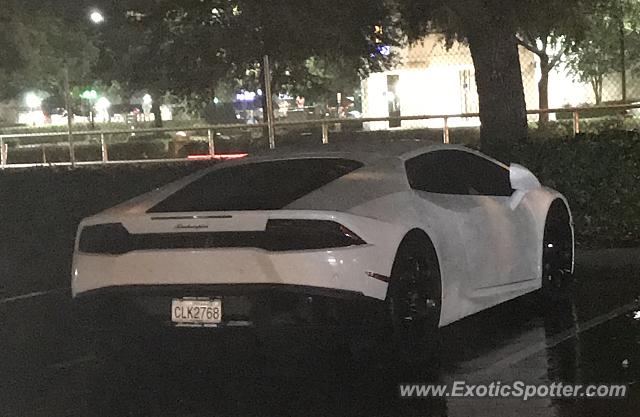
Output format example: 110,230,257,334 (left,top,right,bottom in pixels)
171,297,222,326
